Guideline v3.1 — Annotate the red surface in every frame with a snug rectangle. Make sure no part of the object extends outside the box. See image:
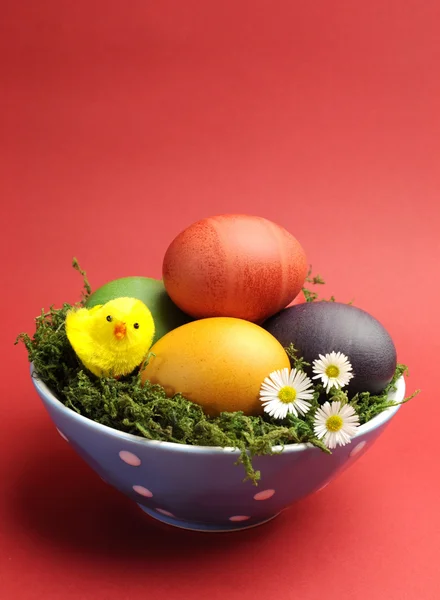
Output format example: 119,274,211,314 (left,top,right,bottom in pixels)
1,2,439,598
